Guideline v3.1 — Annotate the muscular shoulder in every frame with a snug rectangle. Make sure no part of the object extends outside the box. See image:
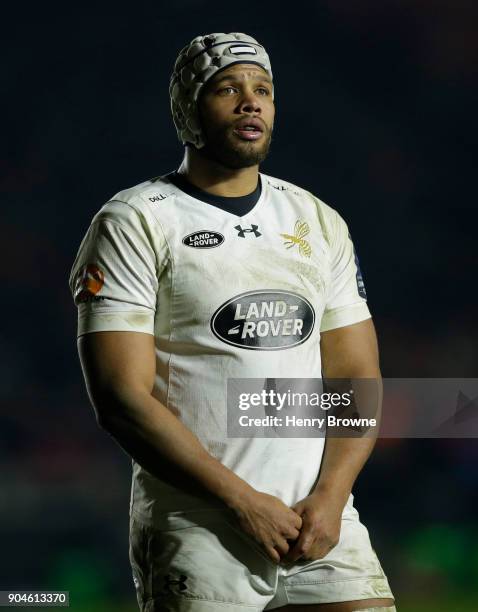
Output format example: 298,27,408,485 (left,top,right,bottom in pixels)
88,174,177,230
